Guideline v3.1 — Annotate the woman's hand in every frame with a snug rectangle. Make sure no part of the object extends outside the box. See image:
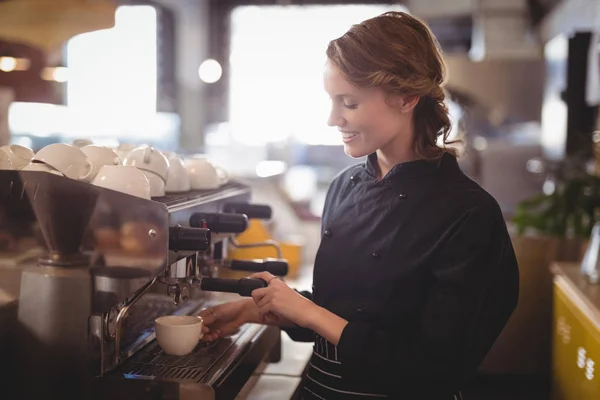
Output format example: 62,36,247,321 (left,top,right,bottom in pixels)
249,272,320,328
198,298,258,342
